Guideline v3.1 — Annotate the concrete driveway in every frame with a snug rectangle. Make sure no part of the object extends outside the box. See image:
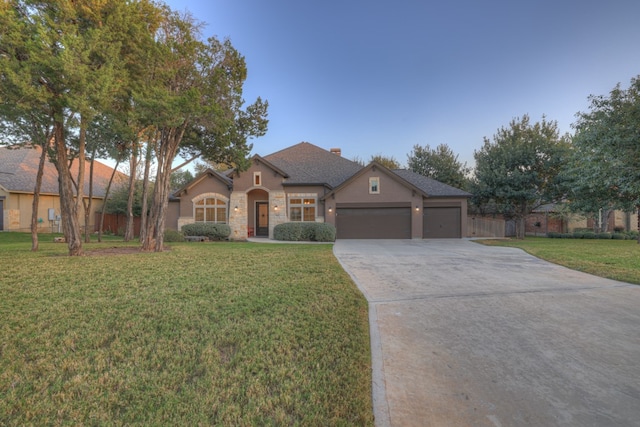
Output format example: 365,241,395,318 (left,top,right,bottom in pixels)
333,239,640,427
